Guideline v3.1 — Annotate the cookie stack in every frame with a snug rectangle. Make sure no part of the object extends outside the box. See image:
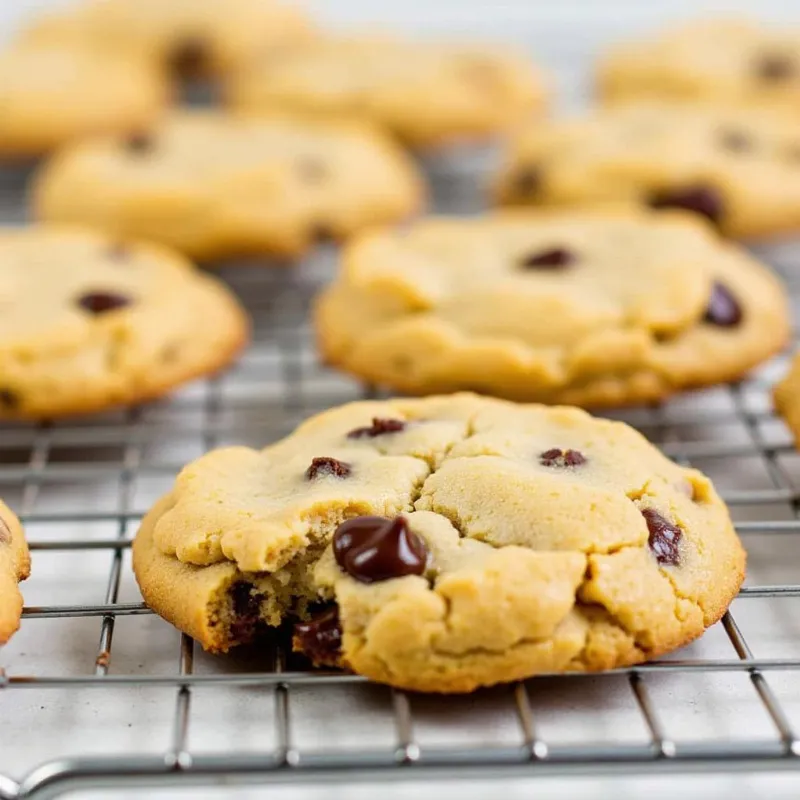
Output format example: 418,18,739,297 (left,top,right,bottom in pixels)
2,6,798,692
